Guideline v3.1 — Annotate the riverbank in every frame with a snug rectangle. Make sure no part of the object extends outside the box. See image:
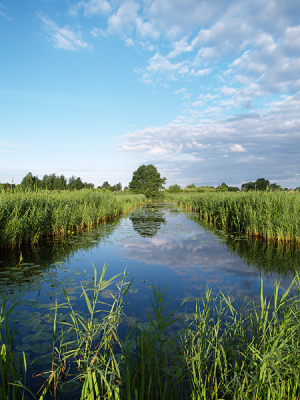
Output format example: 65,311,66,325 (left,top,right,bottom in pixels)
0,190,146,247
165,192,300,244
